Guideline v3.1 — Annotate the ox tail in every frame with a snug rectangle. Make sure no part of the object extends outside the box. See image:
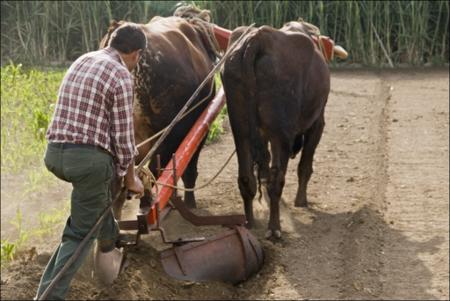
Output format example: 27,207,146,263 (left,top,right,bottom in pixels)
240,29,267,201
